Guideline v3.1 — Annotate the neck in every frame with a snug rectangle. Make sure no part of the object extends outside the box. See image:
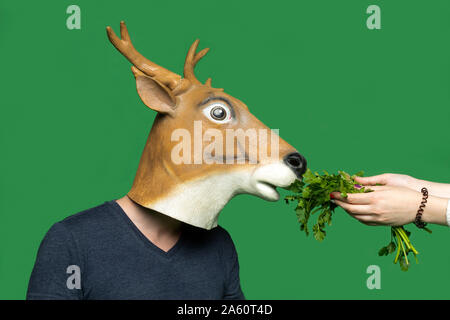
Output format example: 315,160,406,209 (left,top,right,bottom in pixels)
116,195,183,239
